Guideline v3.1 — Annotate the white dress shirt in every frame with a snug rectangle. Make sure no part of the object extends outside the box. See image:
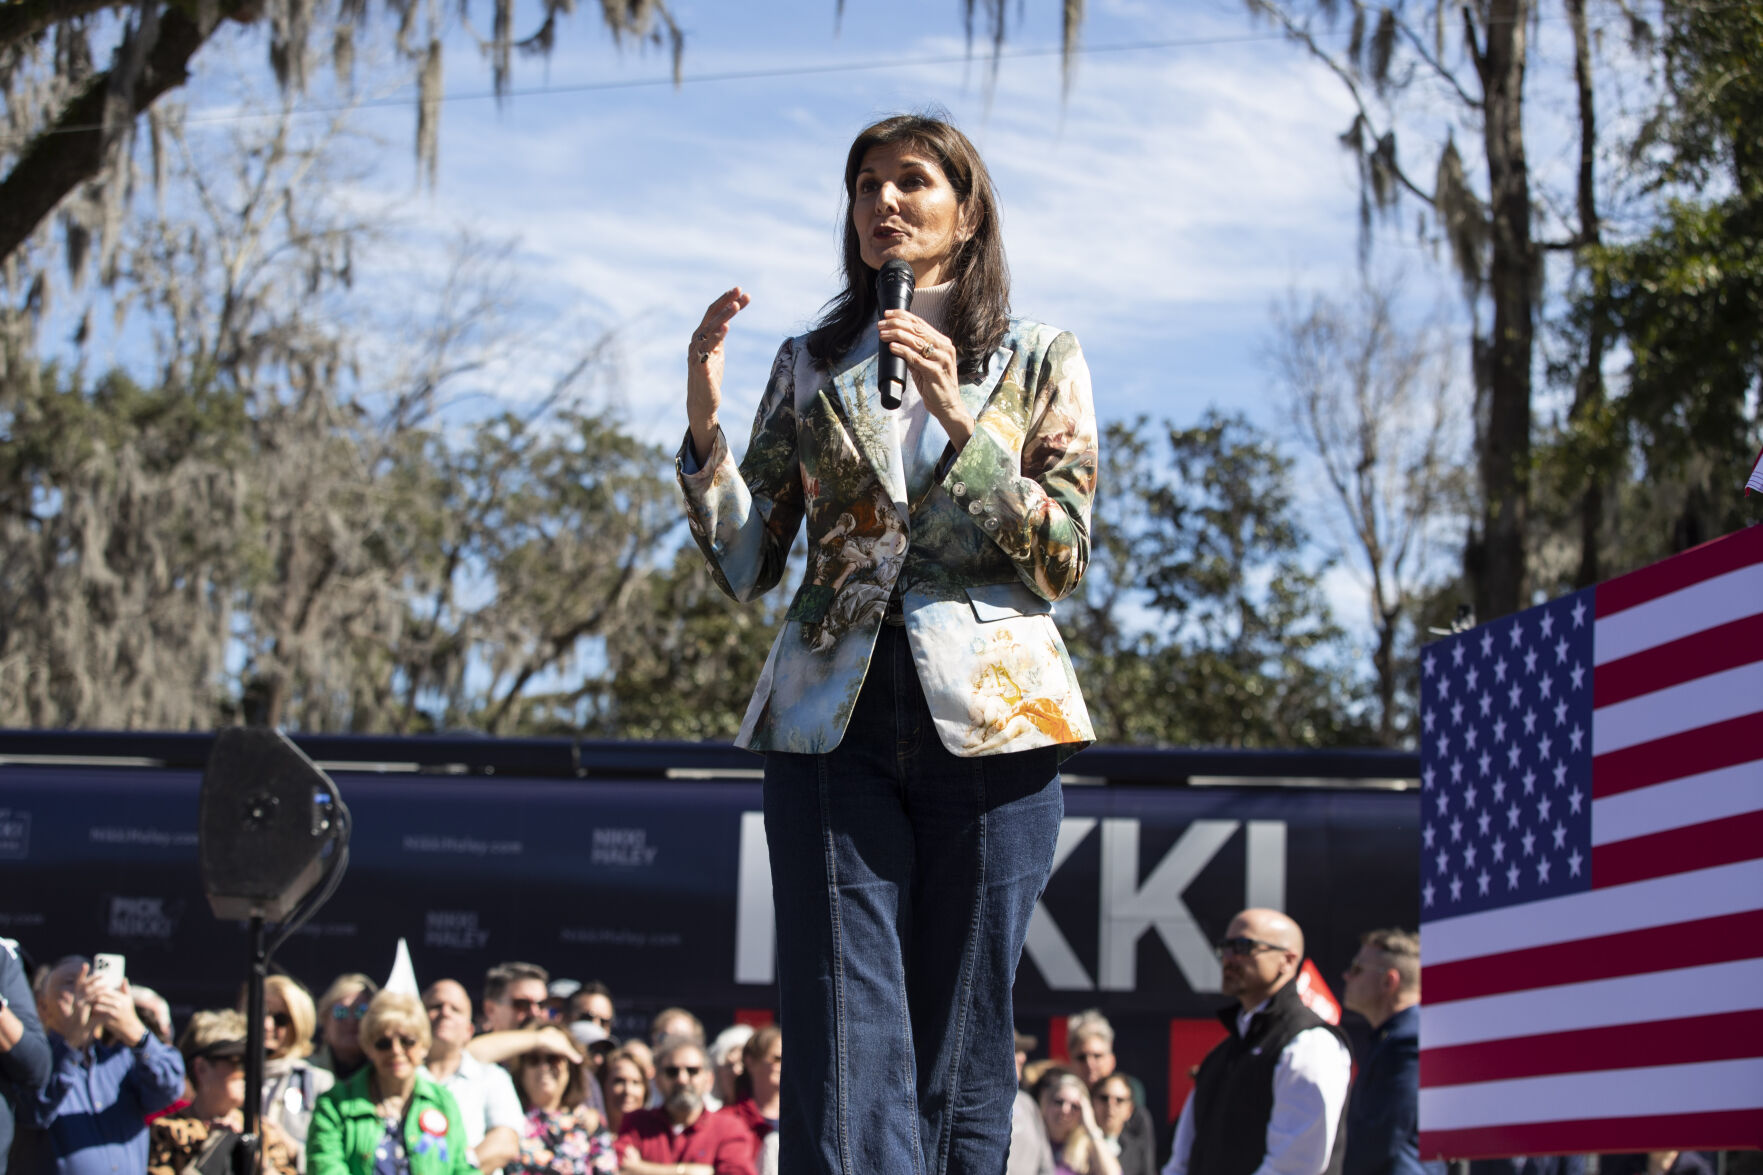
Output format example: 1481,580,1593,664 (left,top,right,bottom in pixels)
426,1051,524,1153
1161,998,1352,1175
